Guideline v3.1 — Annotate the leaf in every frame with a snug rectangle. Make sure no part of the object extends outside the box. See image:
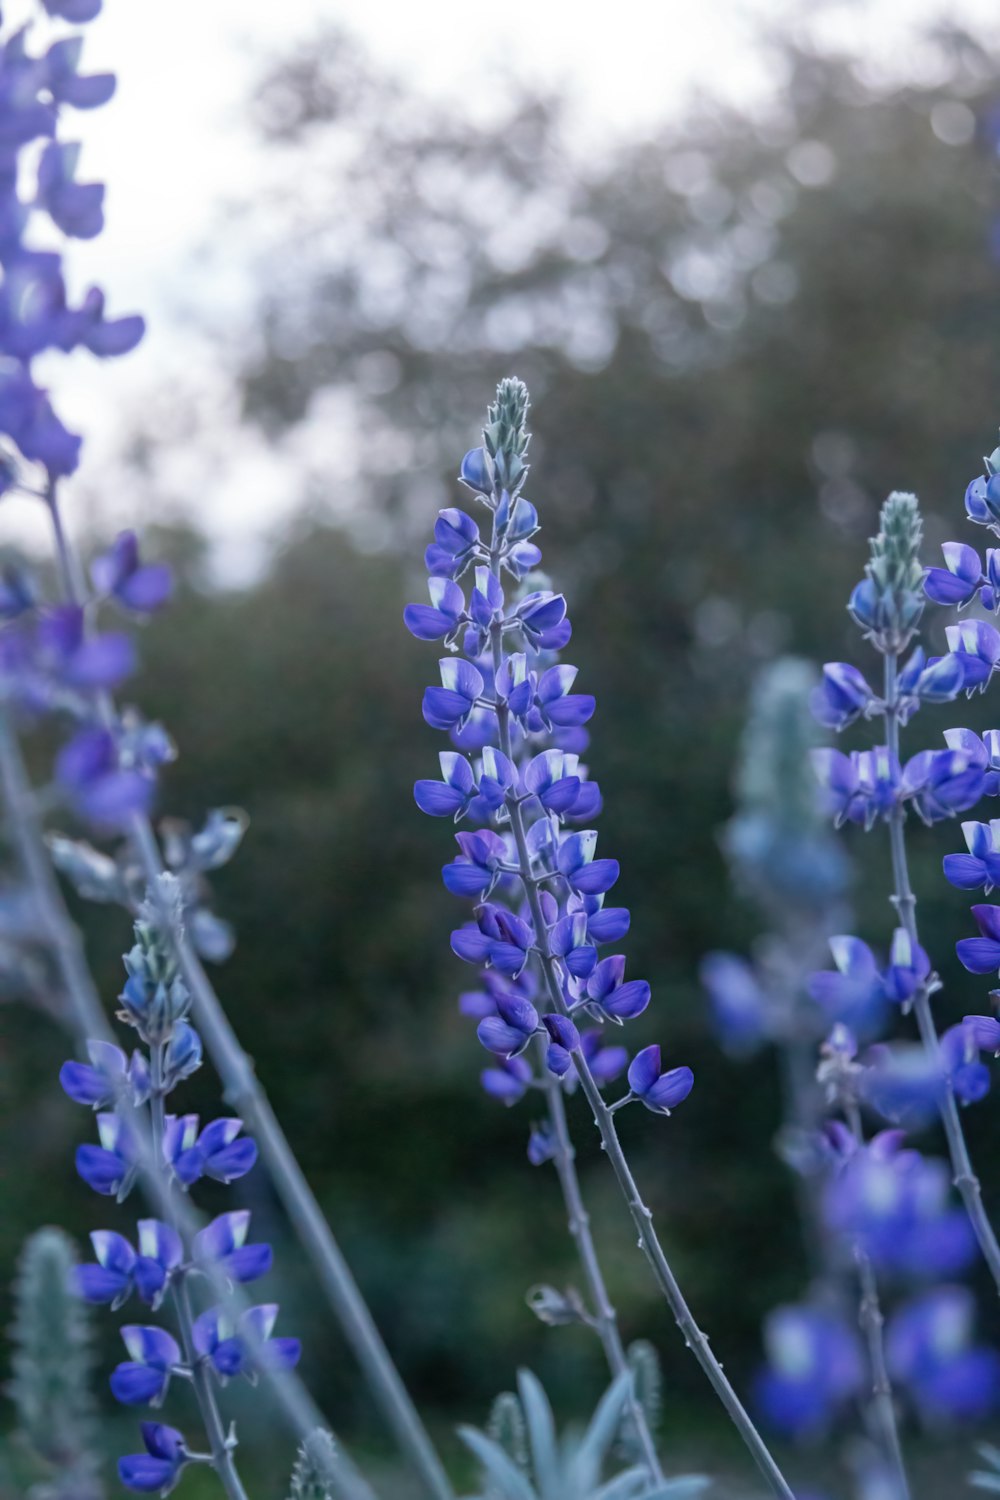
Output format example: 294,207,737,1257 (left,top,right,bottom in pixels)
517,1369,560,1499
458,1427,536,1500
571,1372,632,1492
